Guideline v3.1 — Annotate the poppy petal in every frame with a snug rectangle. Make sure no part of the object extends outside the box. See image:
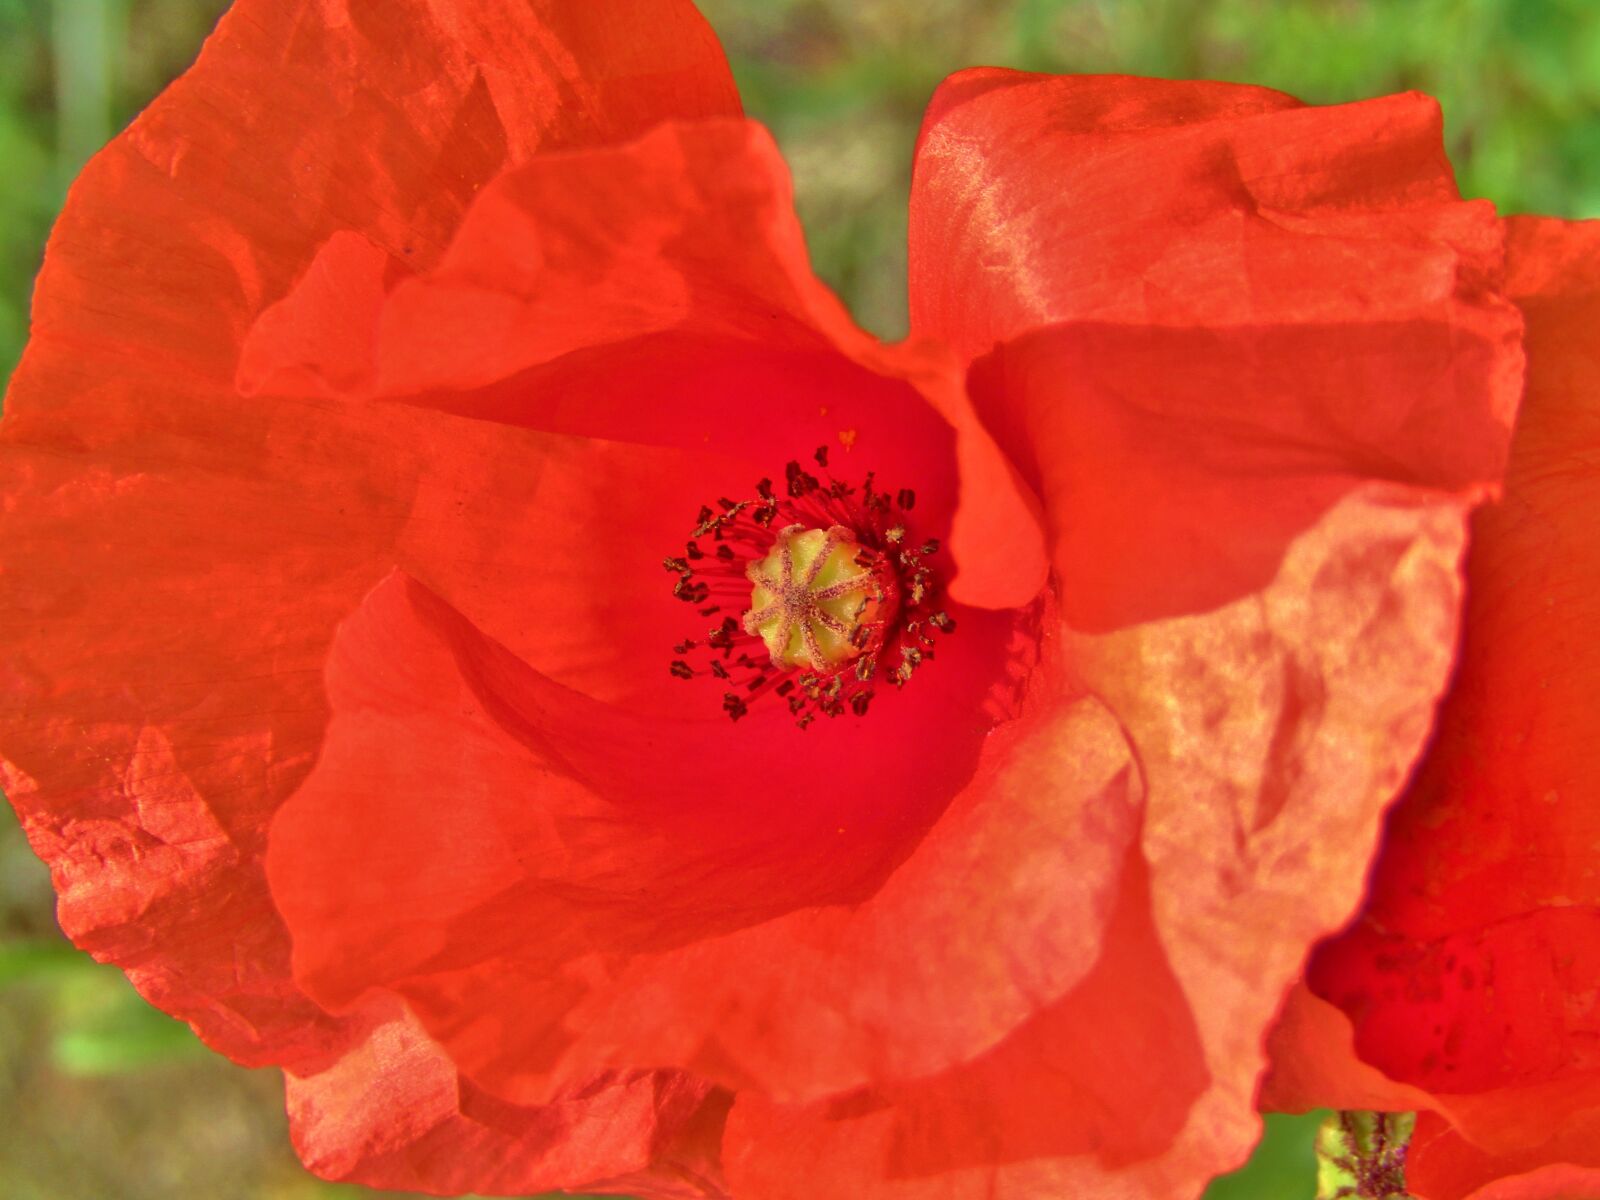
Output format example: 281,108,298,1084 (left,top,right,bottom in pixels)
722,843,1213,1199
1259,984,1432,1115
1456,1166,1600,1200
1263,216,1600,1194
1310,907,1600,1098
266,570,1140,1105
344,117,1046,609
902,73,1524,1198
284,1000,730,1197
1333,217,1600,952
1406,1112,1600,1200
911,72,1515,619
236,230,395,398
1264,990,1600,1163
0,0,737,1075
910,73,1474,360
968,314,1519,632
1038,488,1478,1198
